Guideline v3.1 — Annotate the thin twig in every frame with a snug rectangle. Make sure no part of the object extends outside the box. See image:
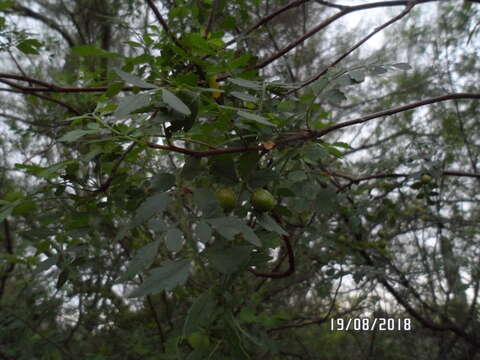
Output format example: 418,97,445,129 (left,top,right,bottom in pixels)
145,0,186,51
249,235,295,278
224,0,312,48
0,73,146,93
0,84,80,114
94,142,137,193
292,0,419,92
